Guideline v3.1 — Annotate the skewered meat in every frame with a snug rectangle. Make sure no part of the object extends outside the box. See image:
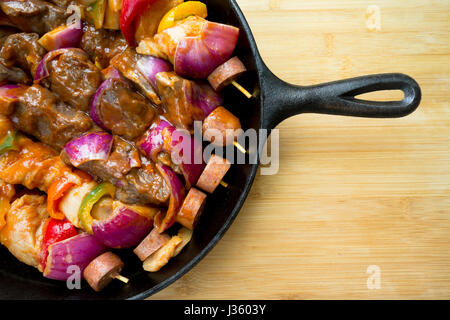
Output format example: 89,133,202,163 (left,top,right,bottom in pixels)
81,24,127,68
0,180,15,232
208,57,247,91
0,0,68,35
83,252,124,292
0,194,49,268
0,33,45,77
155,72,205,132
110,48,161,105
42,48,102,112
92,77,156,140
202,106,242,147
0,63,29,84
10,85,94,149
